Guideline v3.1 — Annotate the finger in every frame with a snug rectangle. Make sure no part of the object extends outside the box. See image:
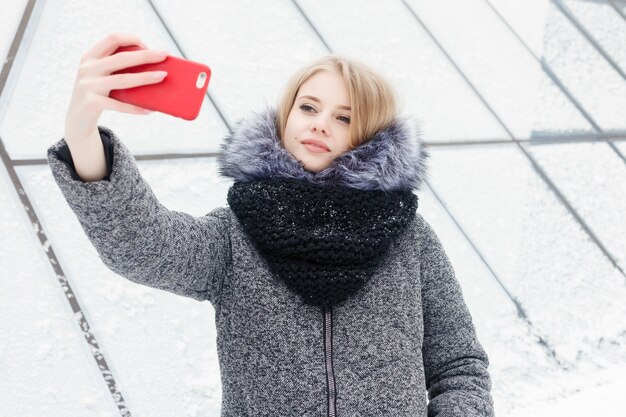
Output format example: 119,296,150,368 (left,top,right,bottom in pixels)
83,32,147,61
99,48,169,76
101,70,168,92
98,96,153,115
